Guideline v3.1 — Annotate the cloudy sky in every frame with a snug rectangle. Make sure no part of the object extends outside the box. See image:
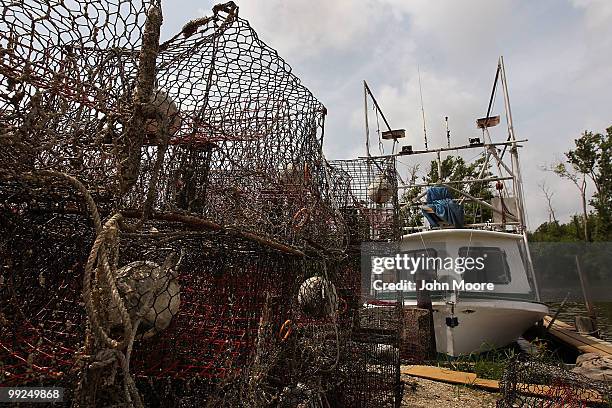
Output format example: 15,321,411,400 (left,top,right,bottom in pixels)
161,0,612,229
